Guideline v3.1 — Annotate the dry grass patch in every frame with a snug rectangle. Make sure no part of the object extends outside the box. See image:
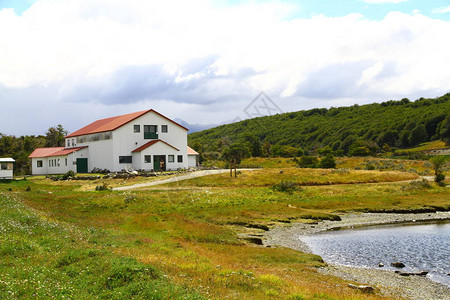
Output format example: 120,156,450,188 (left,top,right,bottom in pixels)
164,168,418,188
